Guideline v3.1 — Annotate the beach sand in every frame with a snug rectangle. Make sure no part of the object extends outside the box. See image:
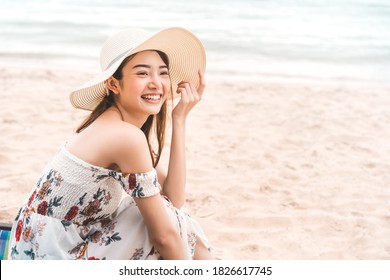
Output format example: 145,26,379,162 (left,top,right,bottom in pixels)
1,66,389,259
